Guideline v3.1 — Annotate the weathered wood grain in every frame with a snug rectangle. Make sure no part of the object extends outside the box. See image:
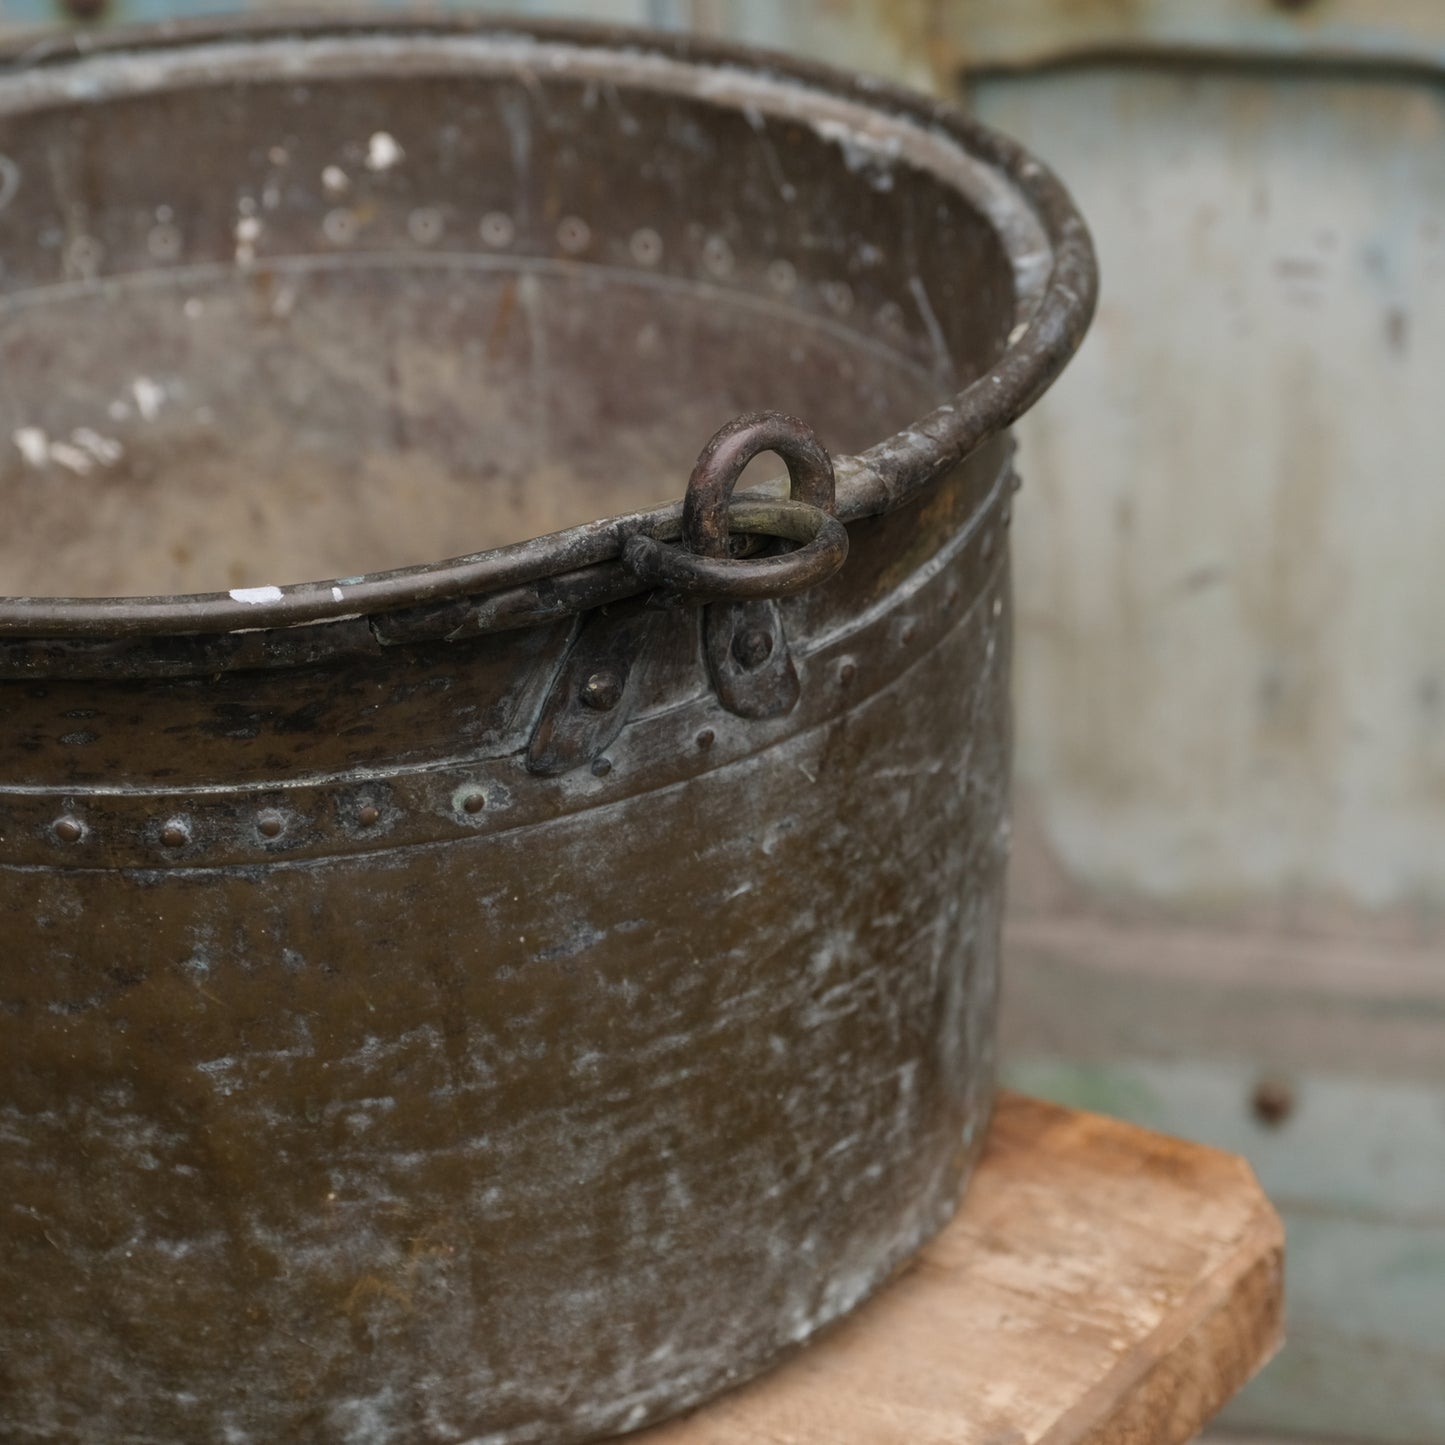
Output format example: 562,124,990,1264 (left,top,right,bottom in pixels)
641,1093,1284,1445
